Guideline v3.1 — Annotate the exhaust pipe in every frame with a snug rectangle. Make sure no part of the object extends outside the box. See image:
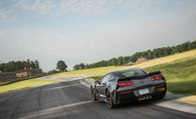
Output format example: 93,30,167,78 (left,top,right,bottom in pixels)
138,95,152,101
142,97,145,100
138,97,143,101
146,96,149,99
138,97,141,101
